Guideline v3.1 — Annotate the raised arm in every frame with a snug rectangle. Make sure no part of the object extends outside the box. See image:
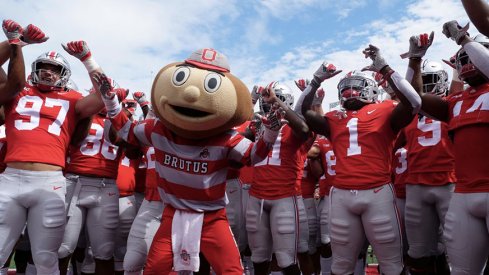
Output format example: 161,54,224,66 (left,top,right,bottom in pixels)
62,41,105,118
362,45,422,133
0,20,26,104
295,61,342,138
133,91,151,118
263,81,310,141
461,0,489,37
